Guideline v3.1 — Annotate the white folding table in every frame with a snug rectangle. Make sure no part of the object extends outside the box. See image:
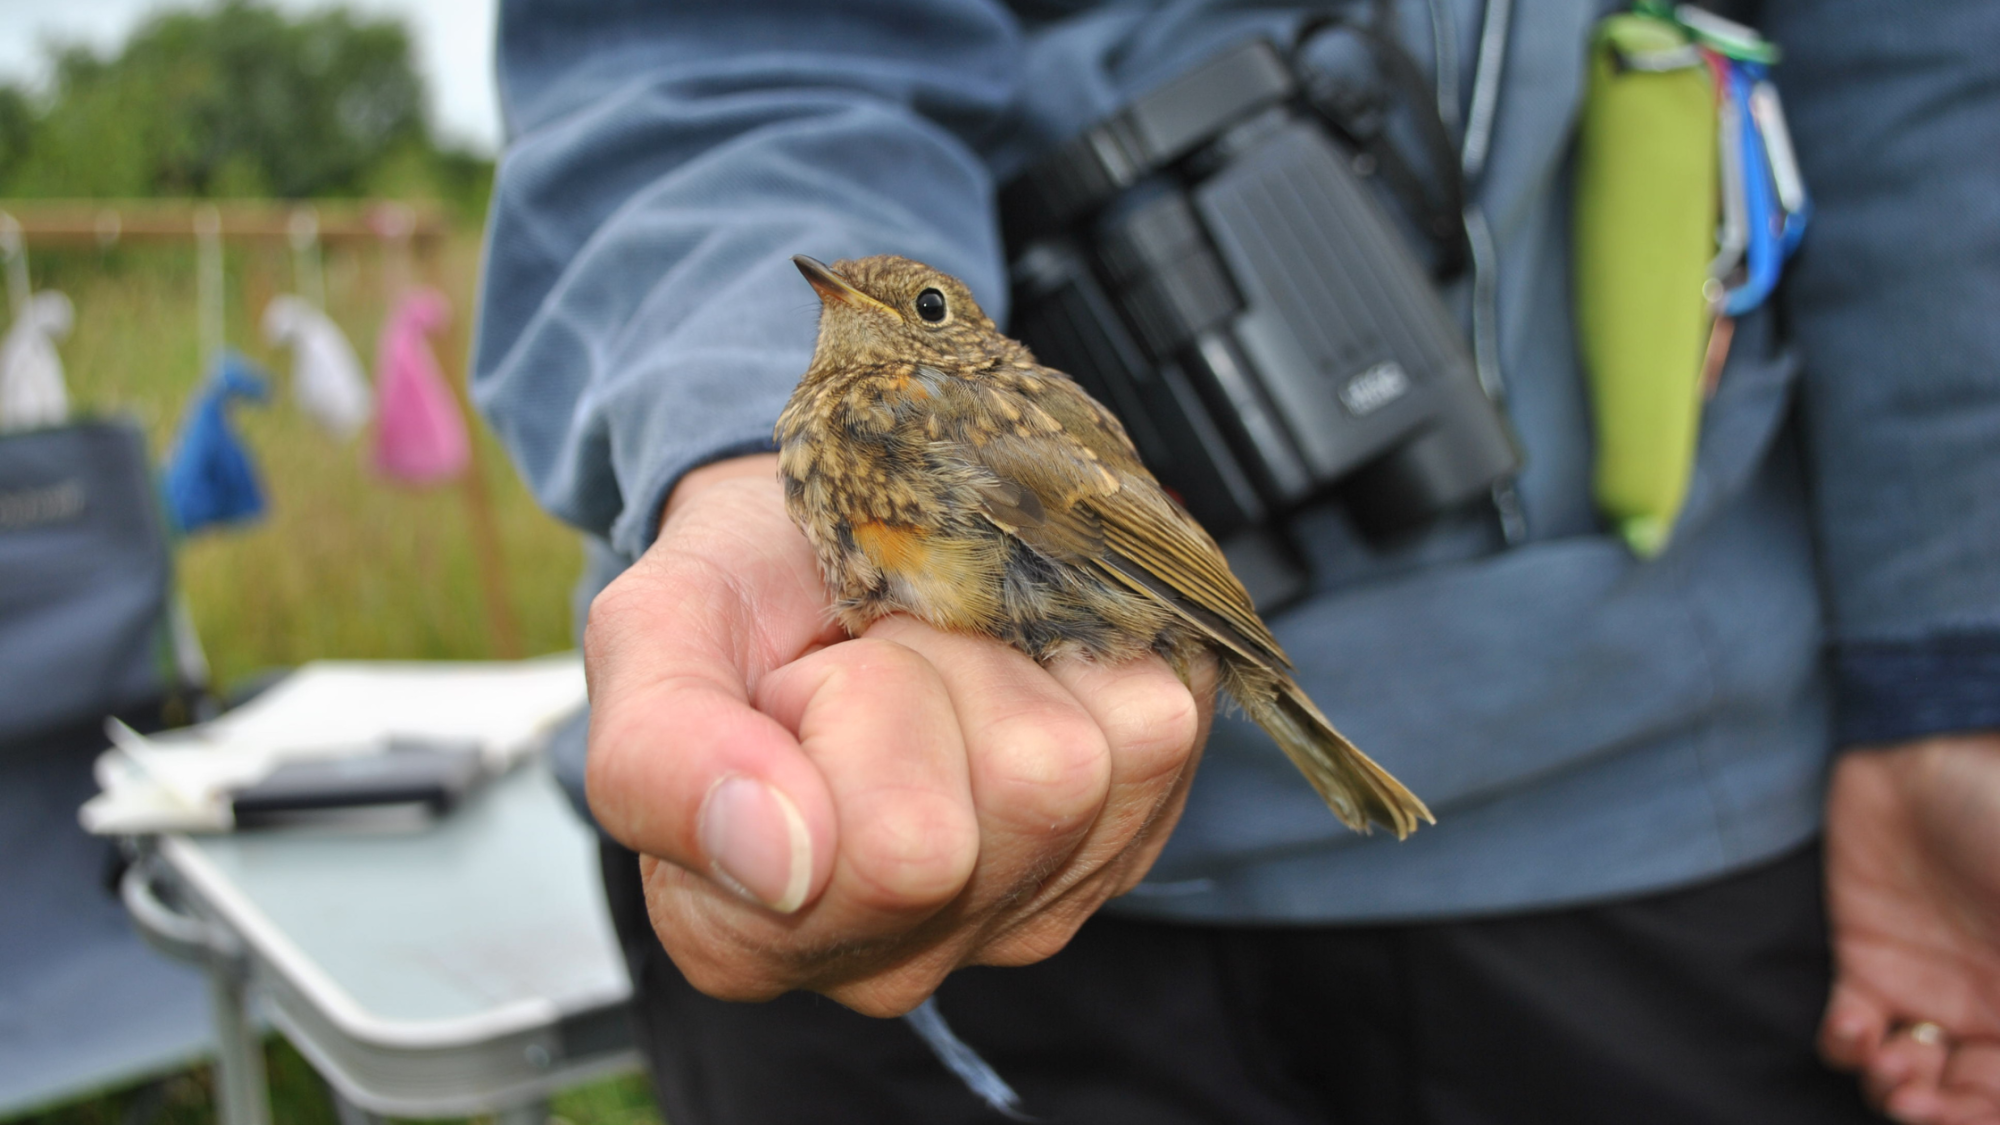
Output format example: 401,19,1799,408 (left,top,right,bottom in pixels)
122,760,641,1124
